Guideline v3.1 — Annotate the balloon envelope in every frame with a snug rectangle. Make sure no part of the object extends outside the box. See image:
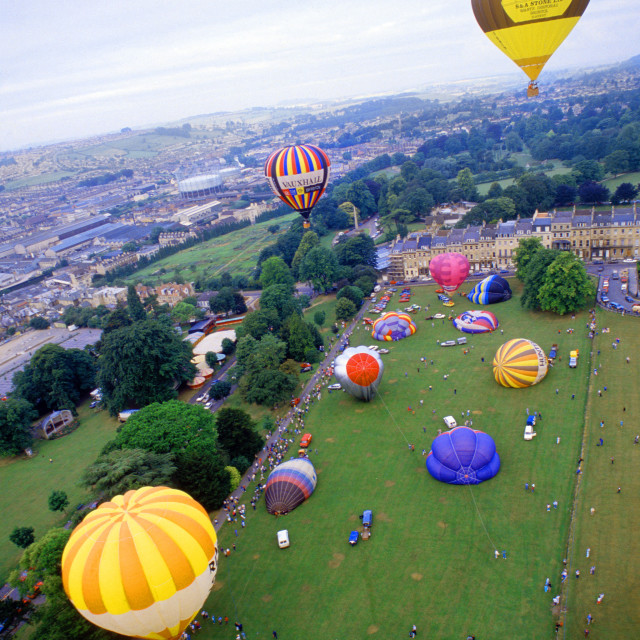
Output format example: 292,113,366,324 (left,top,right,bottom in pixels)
264,144,331,227
62,486,218,640
429,252,470,293
372,312,416,342
334,346,384,401
265,458,317,515
467,275,512,305
471,0,590,83
493,338,548,388
453,310,499,334
426,426,501,485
